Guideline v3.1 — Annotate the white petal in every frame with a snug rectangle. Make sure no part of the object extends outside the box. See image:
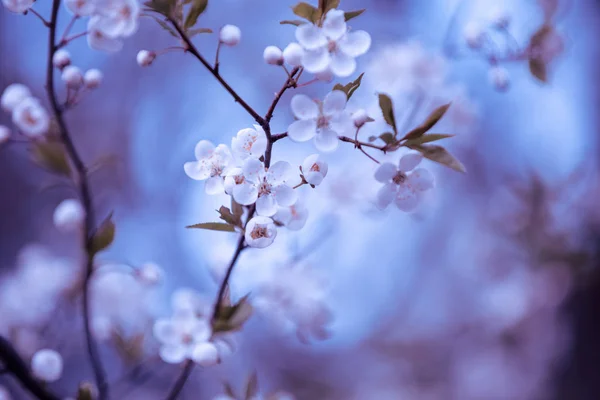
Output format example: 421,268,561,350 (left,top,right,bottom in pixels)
399,152,423,172
295,24,327,50
338,30,371,57
256,194,278,217
233,182,258,205
409,168,434,191
304,171,324,186
153,319,179,345
288,119,317,142
314,129,339,152
395,184,419,212
329,51,356,77
242,158,265,182
159,345,188,364
274,185,298,207
204,176,224,195
267,161,293,185
301,48,331,74
329,112,354,136
376,183,396,209
87,17,123,52
290,94,319,120
374,162,397,182
322,90,347,116
191,342,219,367
184,161,210,181
189,319,211,343
287,206,309,231
322,9,347,41
274,206,292,226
